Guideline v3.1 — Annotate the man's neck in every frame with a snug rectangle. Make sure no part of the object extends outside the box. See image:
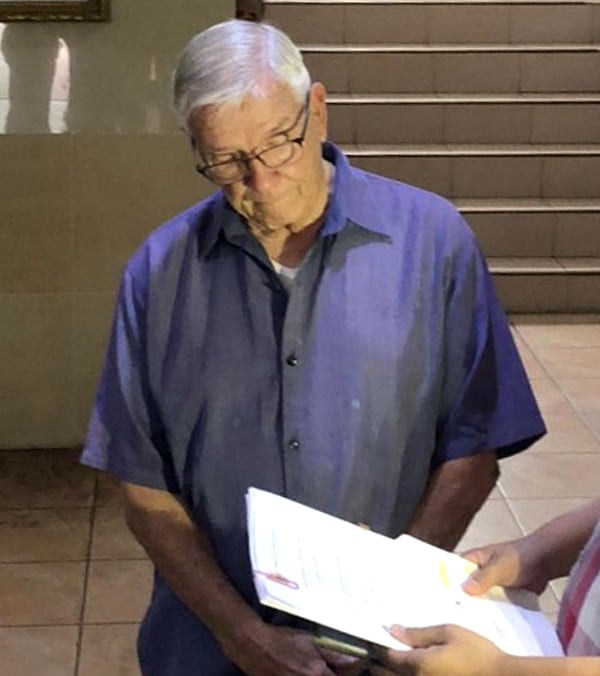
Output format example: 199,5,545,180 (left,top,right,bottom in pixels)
249,160,335,267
